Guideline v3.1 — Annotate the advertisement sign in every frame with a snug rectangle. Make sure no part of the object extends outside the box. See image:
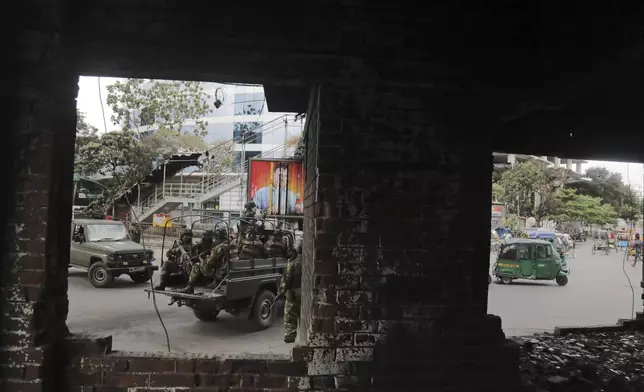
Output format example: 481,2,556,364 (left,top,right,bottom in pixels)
248,159,304,216
491,203,506,228
153,213,172,228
